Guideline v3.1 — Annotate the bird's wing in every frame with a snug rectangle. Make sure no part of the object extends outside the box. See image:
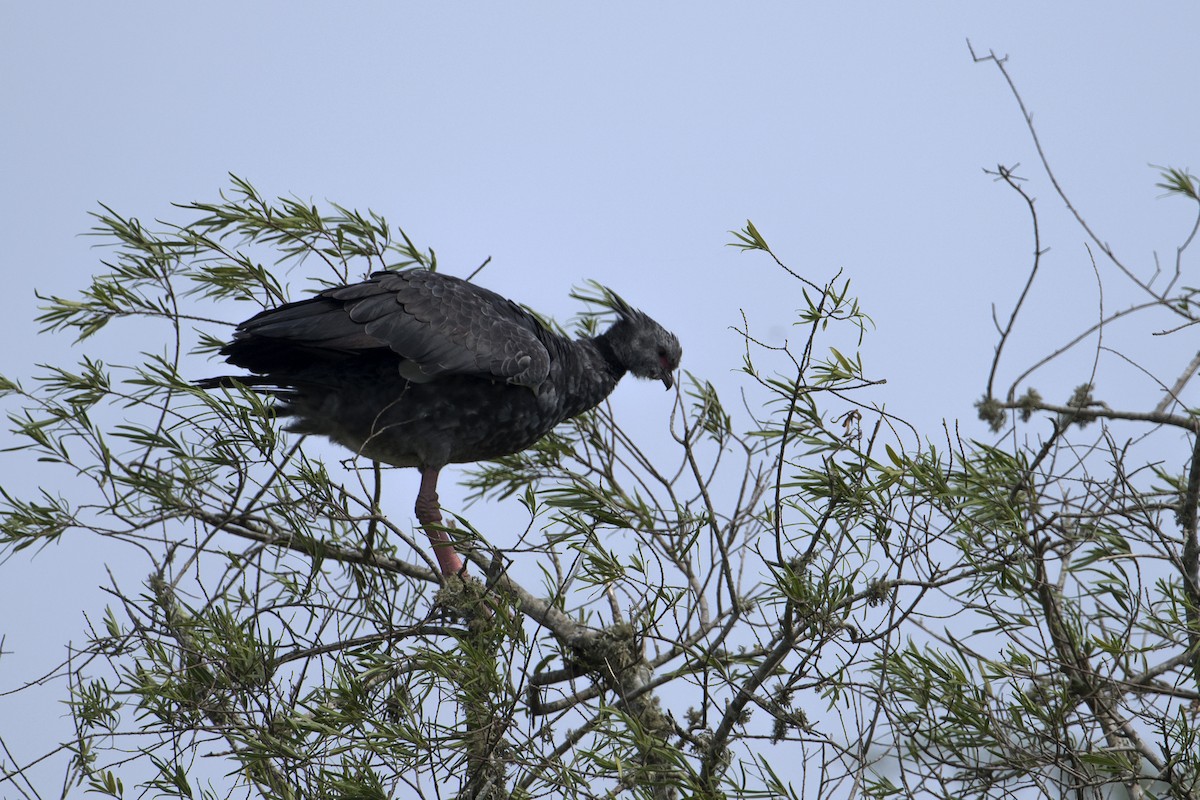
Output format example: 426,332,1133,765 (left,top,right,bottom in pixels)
239,270,551,388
